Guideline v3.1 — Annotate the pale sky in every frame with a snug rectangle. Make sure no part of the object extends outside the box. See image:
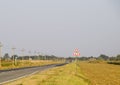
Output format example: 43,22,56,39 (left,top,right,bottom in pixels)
0,0,120,57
